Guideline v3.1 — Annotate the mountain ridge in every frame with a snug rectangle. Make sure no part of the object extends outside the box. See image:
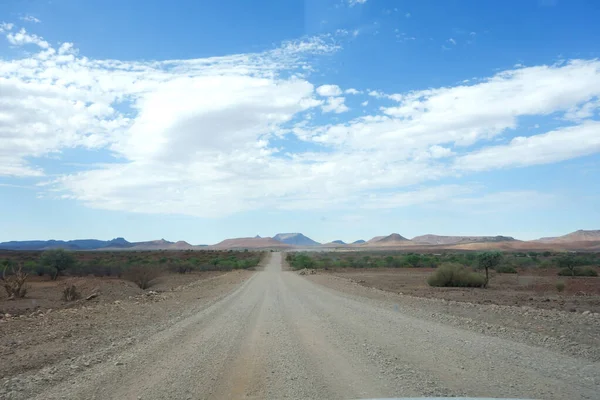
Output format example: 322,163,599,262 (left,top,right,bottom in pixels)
1,229,598,251
273,233,320,246
412,234,516,245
